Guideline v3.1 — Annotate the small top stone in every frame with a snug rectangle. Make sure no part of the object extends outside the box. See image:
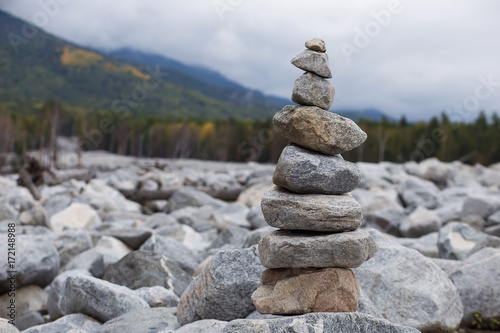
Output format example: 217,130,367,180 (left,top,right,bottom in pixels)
305,38,326,52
